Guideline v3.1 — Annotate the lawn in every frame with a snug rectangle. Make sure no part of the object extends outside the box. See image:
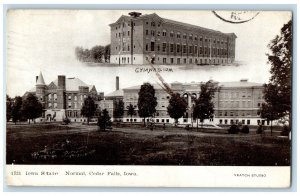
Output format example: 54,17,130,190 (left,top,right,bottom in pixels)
6,123,291,166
